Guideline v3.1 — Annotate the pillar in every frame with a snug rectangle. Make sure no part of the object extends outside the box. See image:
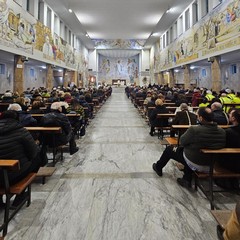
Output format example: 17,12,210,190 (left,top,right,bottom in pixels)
169,69,175,88
14,55,24,94
159,72,165,85
184,64,190,89
211,56,221,93
63,69,68,88
46,64,53,90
